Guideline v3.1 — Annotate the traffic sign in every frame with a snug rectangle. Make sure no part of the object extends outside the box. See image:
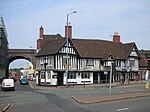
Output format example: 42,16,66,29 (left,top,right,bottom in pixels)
65,69,68,73
65,66,68,69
